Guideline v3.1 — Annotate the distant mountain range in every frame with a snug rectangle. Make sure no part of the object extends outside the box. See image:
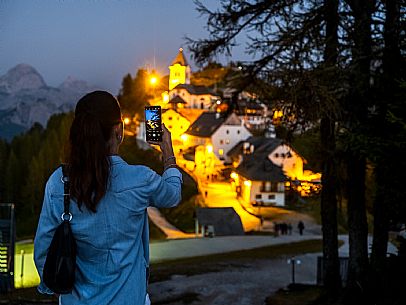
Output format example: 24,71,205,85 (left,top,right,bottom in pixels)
0,64,98,141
